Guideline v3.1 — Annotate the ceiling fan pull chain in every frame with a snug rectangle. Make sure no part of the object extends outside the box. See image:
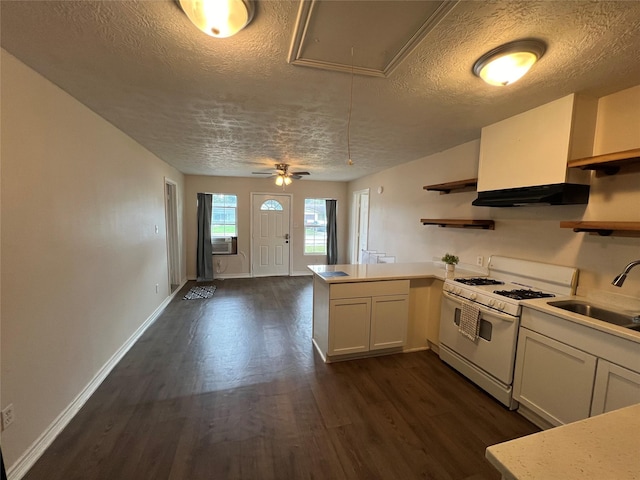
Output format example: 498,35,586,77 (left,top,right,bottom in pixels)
347,46,354,166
